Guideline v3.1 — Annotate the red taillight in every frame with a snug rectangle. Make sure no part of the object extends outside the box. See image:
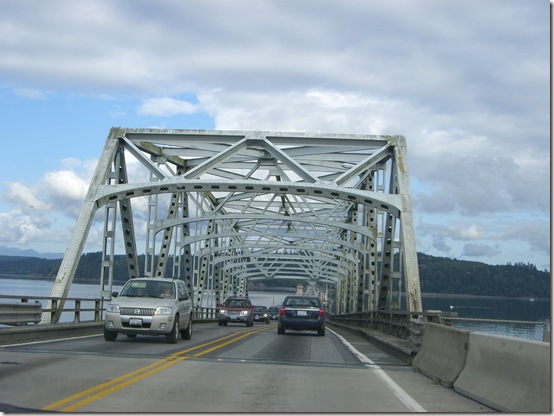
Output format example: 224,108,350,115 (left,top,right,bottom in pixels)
279,308,286,315
318,308,325,317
